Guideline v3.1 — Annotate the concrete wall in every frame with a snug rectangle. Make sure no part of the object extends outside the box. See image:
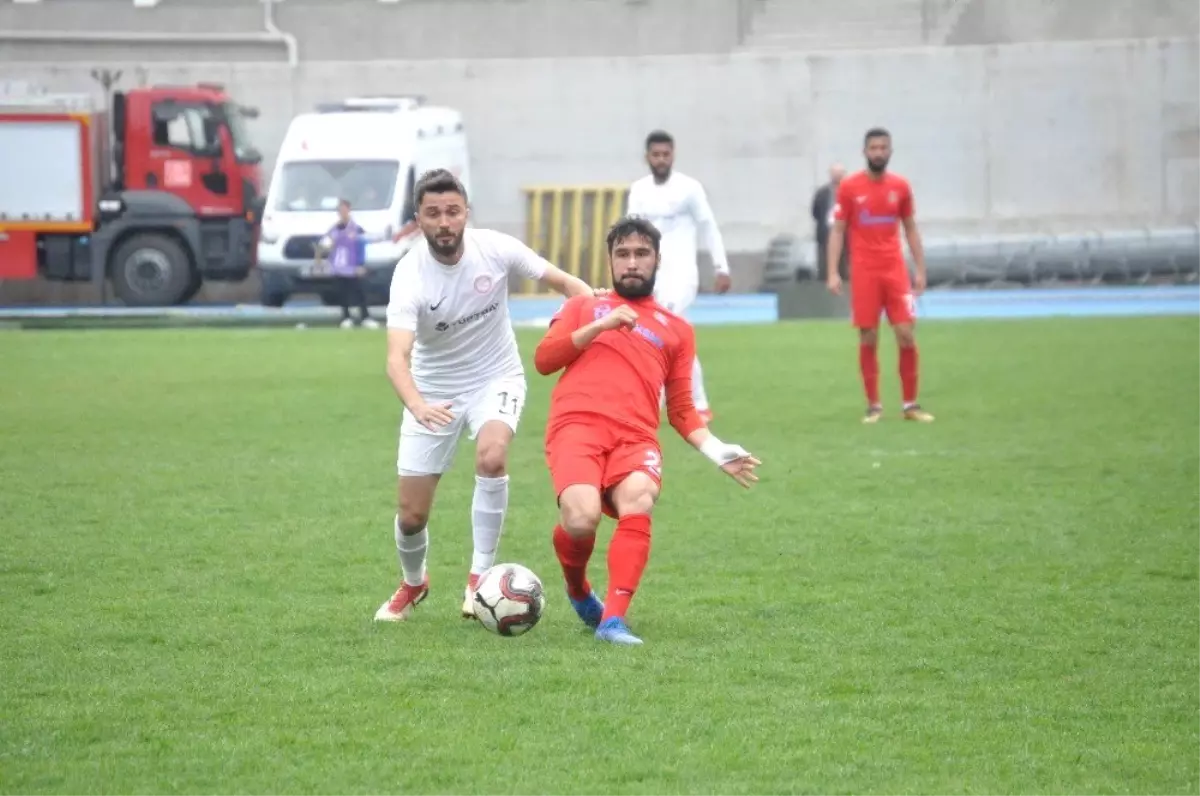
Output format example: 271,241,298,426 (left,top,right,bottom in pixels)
0,0,746,62
947,0,1199,46
743,0,930,50
0,37,1196,255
